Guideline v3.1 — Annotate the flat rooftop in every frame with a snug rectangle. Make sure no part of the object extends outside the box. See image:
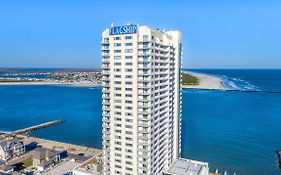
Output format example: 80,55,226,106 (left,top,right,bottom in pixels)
164,158,209,175
73,154,102,175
